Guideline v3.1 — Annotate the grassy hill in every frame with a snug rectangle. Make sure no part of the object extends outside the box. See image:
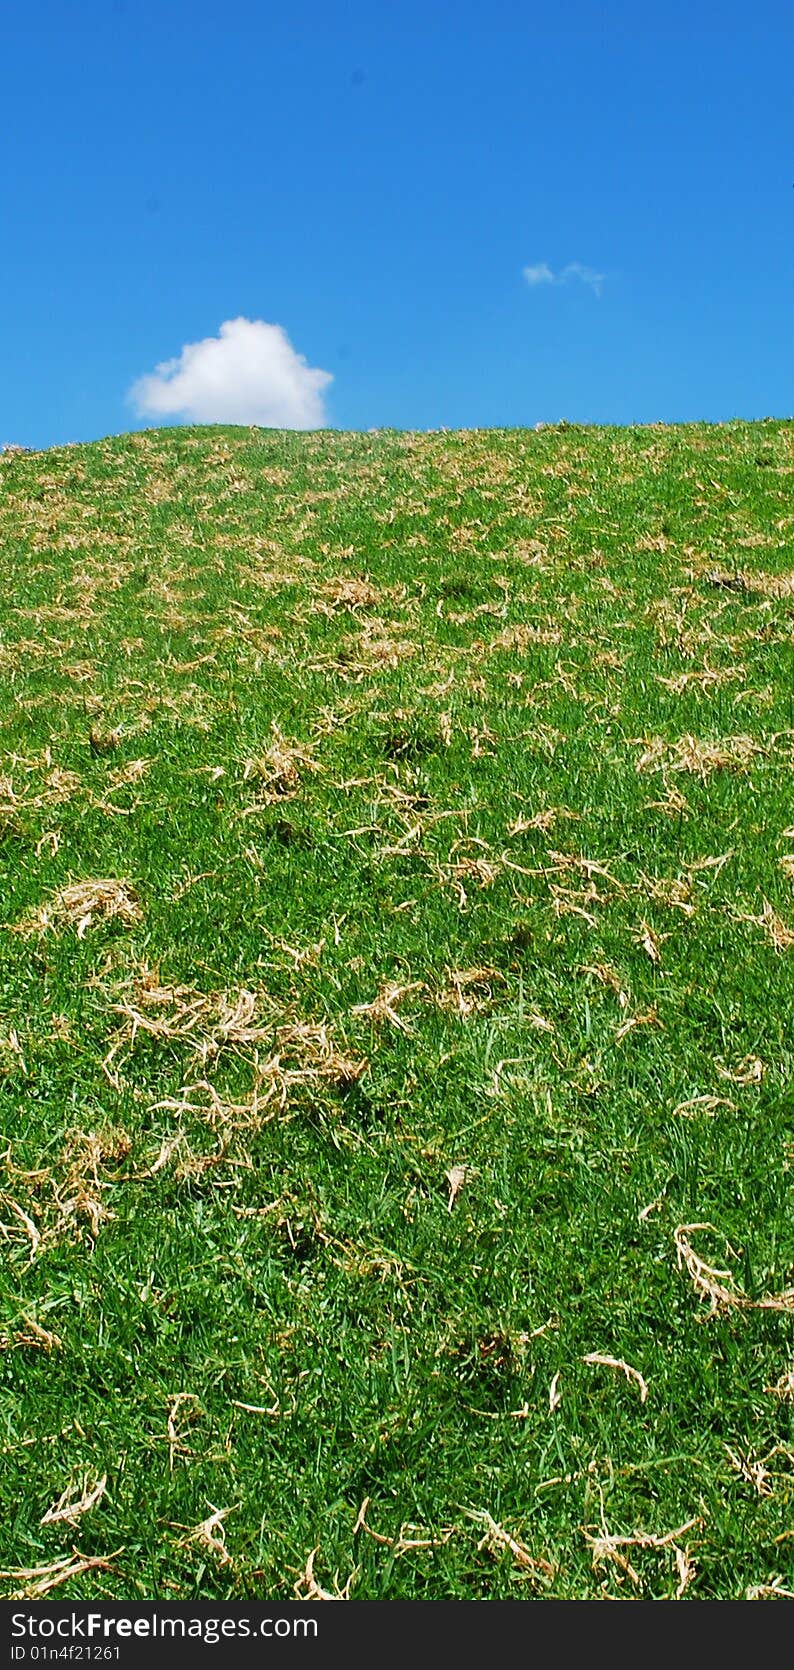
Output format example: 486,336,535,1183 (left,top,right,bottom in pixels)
0,419,792,1600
